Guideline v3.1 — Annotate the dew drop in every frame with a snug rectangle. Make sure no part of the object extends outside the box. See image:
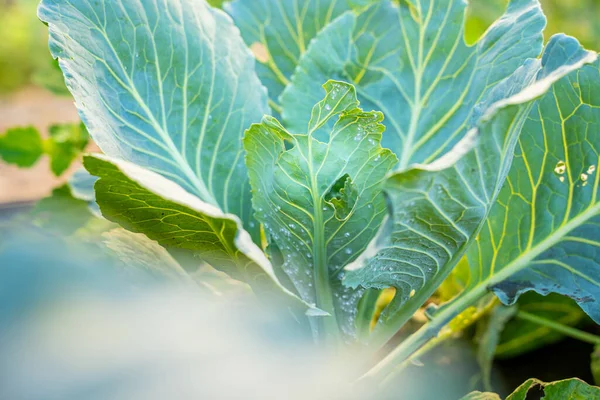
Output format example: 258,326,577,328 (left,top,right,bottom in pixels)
581,173,589,182
345,248,353,255
588,165,596,175
325,104,332,111
559,176,565,183
344,232,351,238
